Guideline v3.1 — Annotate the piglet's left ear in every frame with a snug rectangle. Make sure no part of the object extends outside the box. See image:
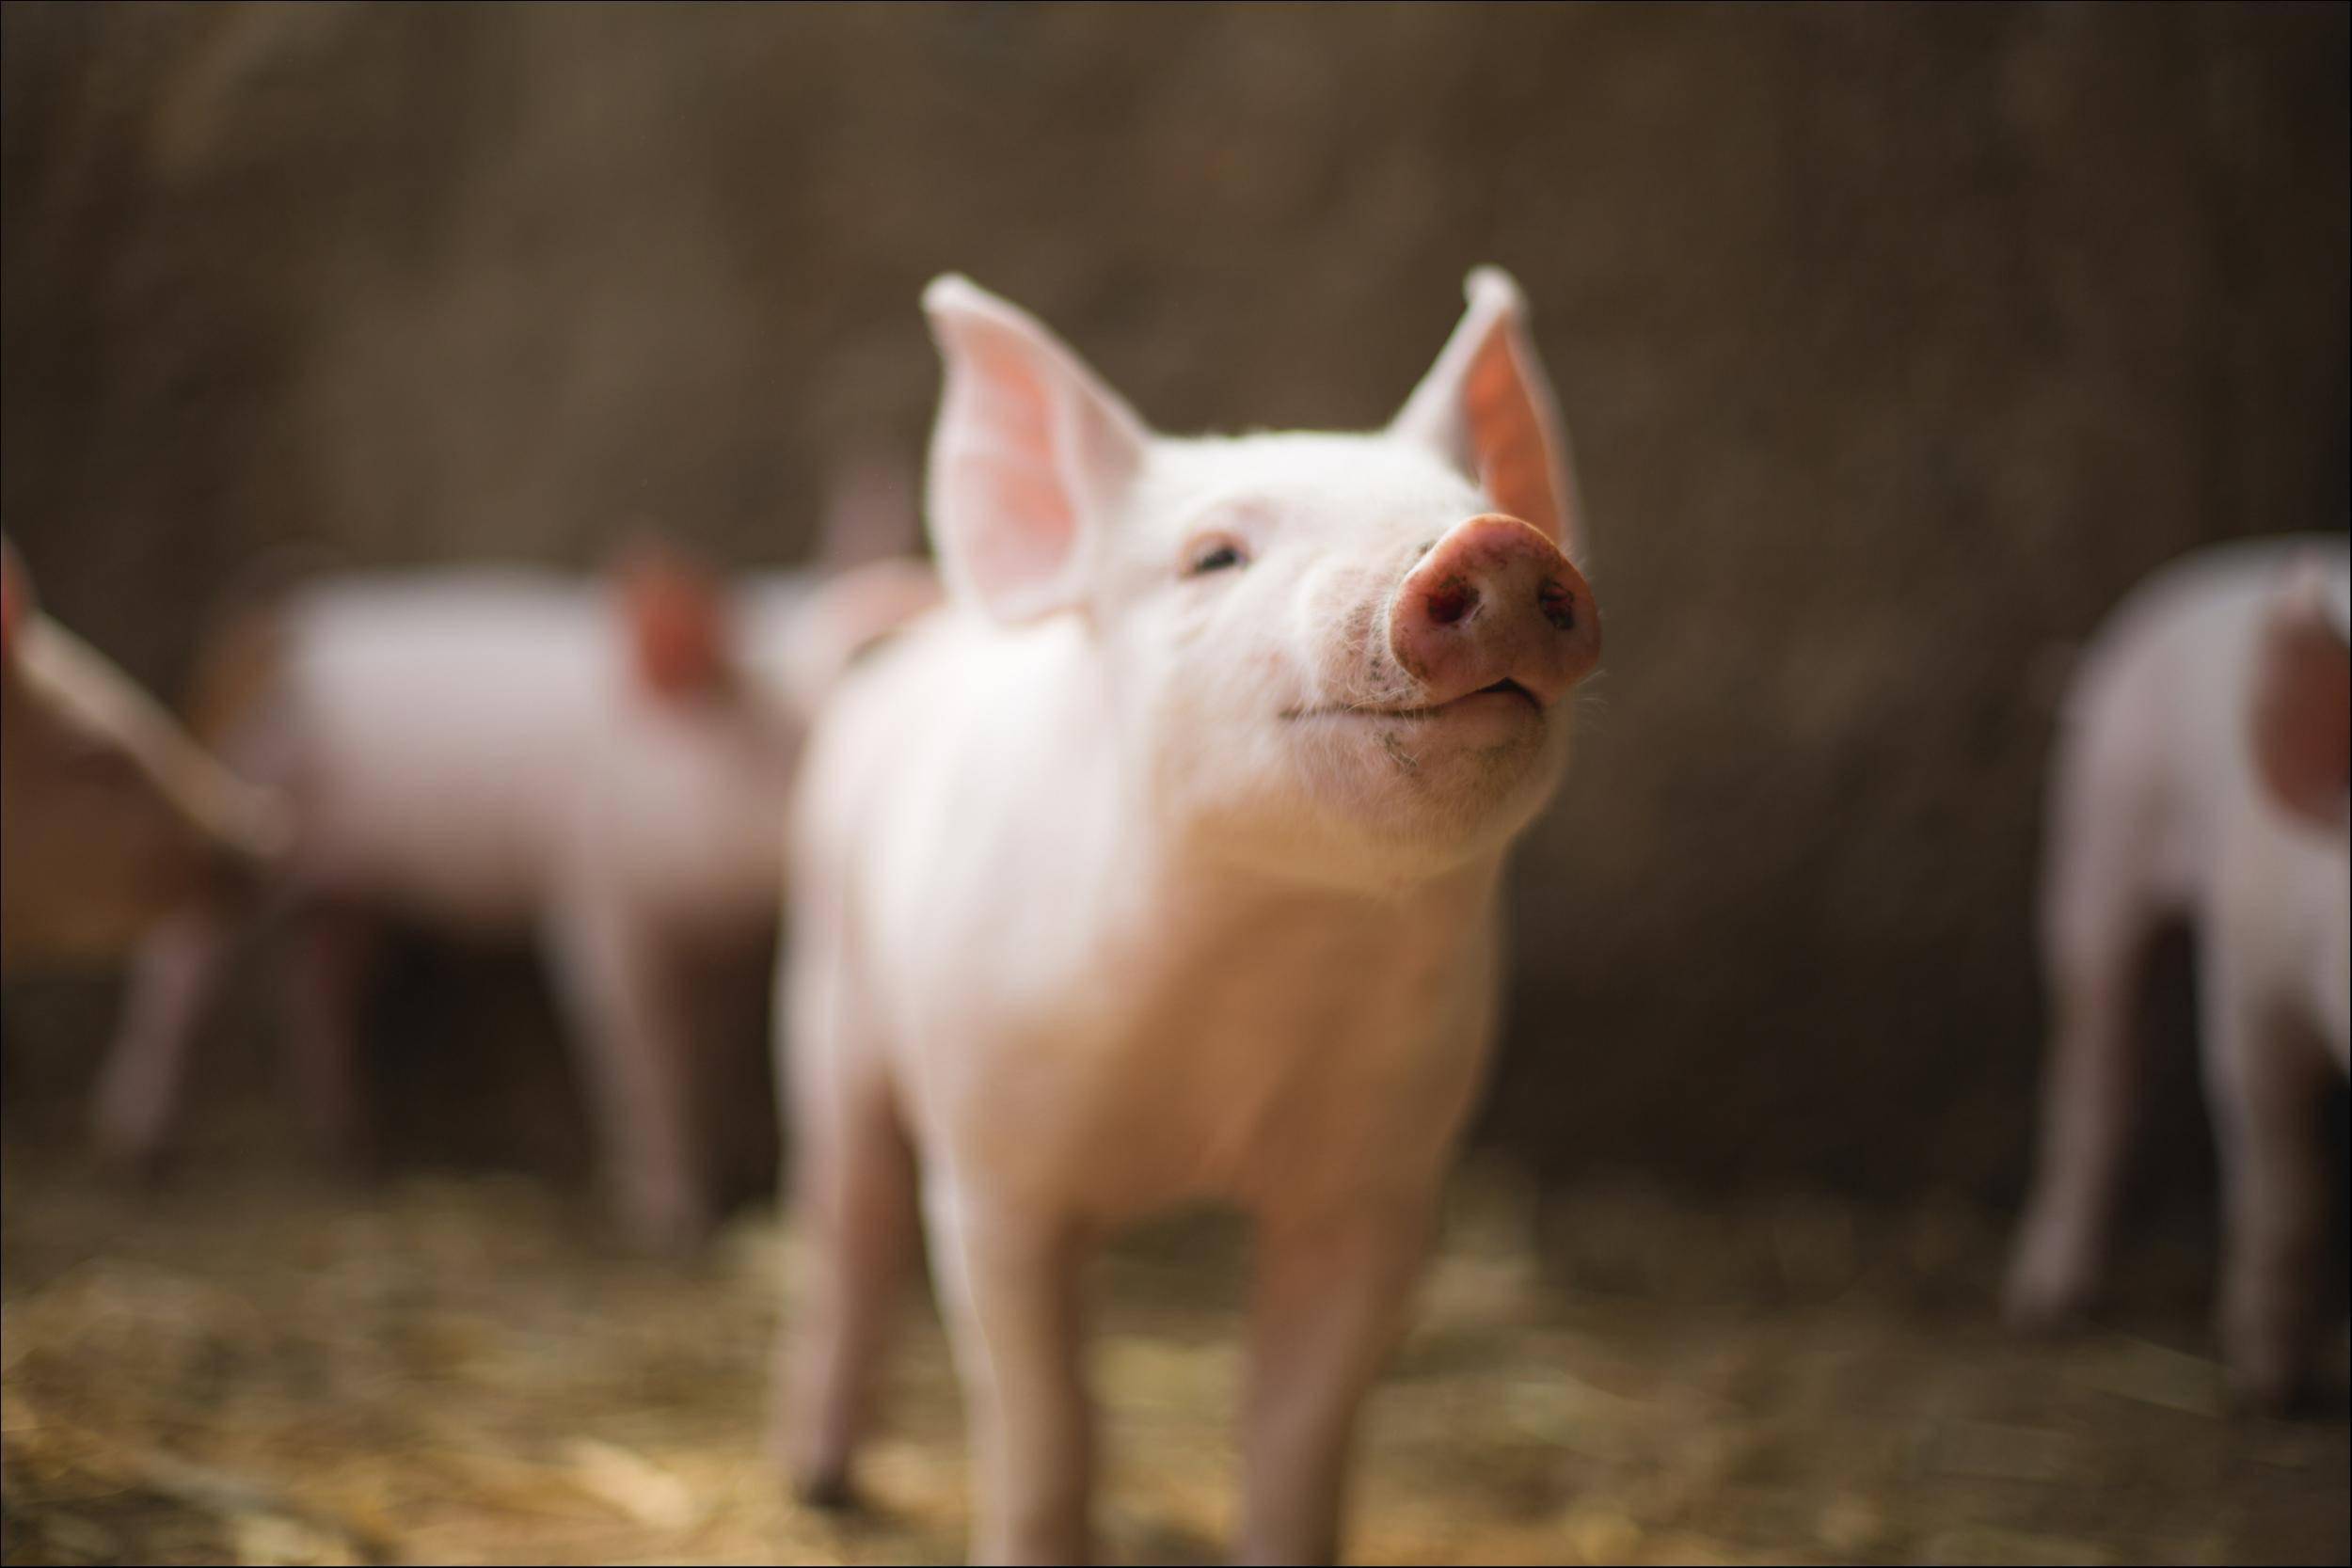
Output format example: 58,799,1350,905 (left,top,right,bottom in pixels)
1391,267,1584,561
924,276,1152,625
